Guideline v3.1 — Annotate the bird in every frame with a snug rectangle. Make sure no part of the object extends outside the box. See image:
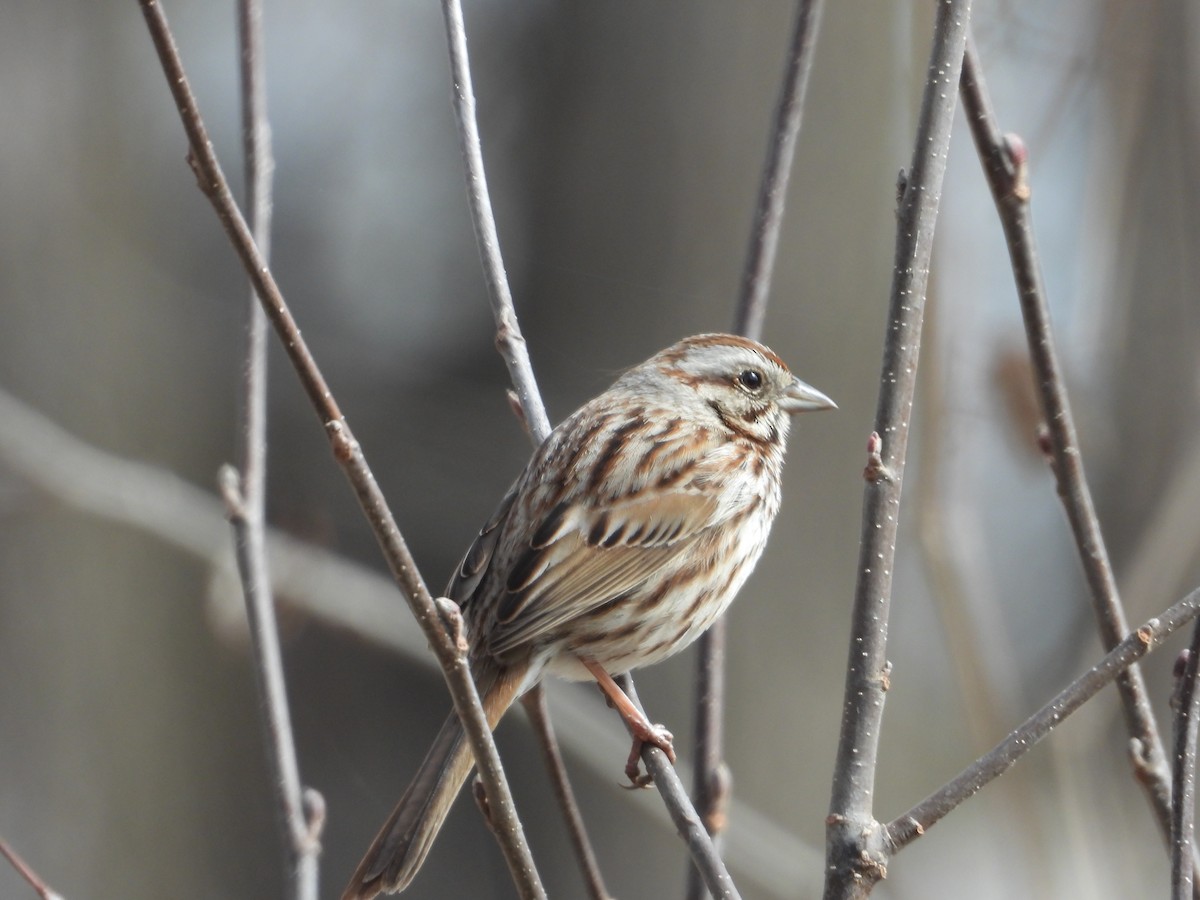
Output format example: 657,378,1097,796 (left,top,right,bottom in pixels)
343,333,835,898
